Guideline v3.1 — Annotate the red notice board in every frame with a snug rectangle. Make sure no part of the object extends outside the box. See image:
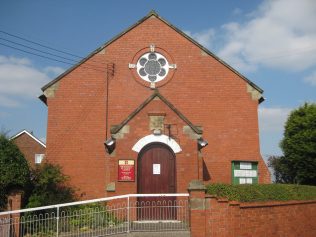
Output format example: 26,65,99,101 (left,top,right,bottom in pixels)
118,160,135,182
